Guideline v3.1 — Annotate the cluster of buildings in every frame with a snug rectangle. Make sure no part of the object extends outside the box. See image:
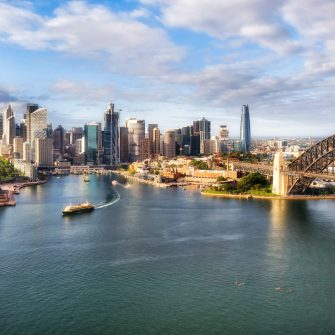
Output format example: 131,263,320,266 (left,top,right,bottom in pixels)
0,102,252,179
